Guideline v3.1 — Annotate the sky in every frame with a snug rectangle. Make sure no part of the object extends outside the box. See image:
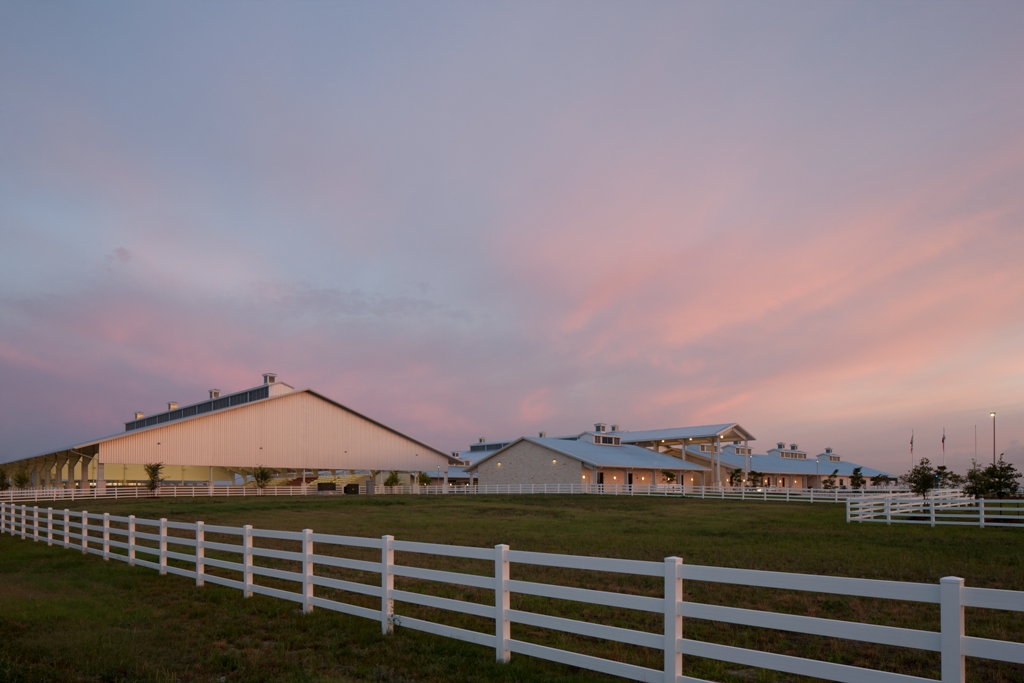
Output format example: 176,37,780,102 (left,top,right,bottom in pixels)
1,2,1023,473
